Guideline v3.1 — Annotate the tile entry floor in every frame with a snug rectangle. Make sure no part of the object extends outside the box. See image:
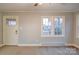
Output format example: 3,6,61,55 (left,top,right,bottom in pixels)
0,46,79,55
